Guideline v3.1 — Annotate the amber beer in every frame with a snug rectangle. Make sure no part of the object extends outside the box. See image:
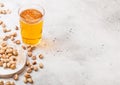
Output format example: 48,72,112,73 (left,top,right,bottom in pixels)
19,5,45,45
